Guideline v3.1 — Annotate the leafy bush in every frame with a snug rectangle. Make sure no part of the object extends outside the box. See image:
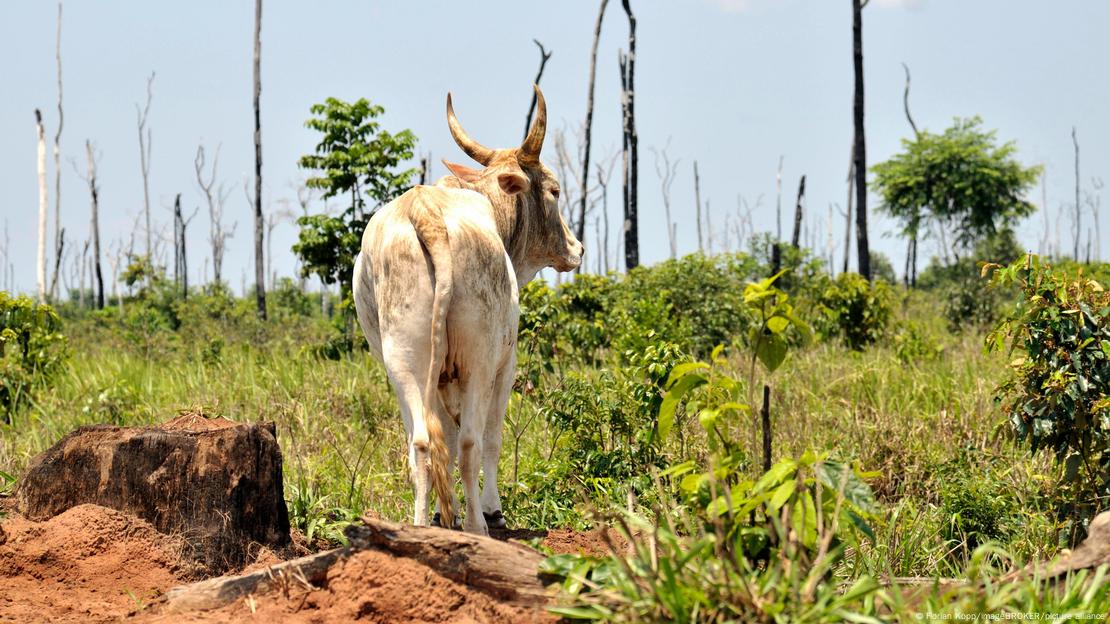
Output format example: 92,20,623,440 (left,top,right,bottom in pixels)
938,468,1016,555
814,273,893,350
941,274,1003,334
0,293,69,421
988,255,1110,540
892,321,943,364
